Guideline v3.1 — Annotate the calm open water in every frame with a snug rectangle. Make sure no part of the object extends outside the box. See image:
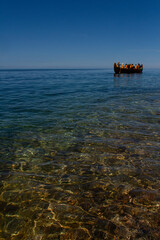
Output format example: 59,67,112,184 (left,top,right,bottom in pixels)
0,69,160,240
